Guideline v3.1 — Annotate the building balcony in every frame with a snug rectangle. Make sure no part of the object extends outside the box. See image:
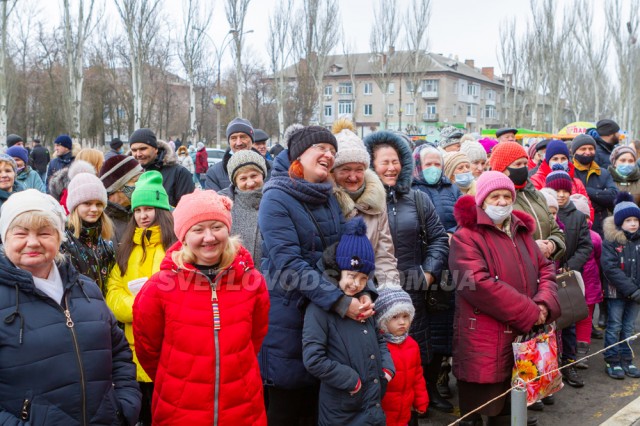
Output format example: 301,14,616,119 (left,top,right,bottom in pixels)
422,113,439,122
465,116,477,123
485,98,496,106
421,91,439,99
